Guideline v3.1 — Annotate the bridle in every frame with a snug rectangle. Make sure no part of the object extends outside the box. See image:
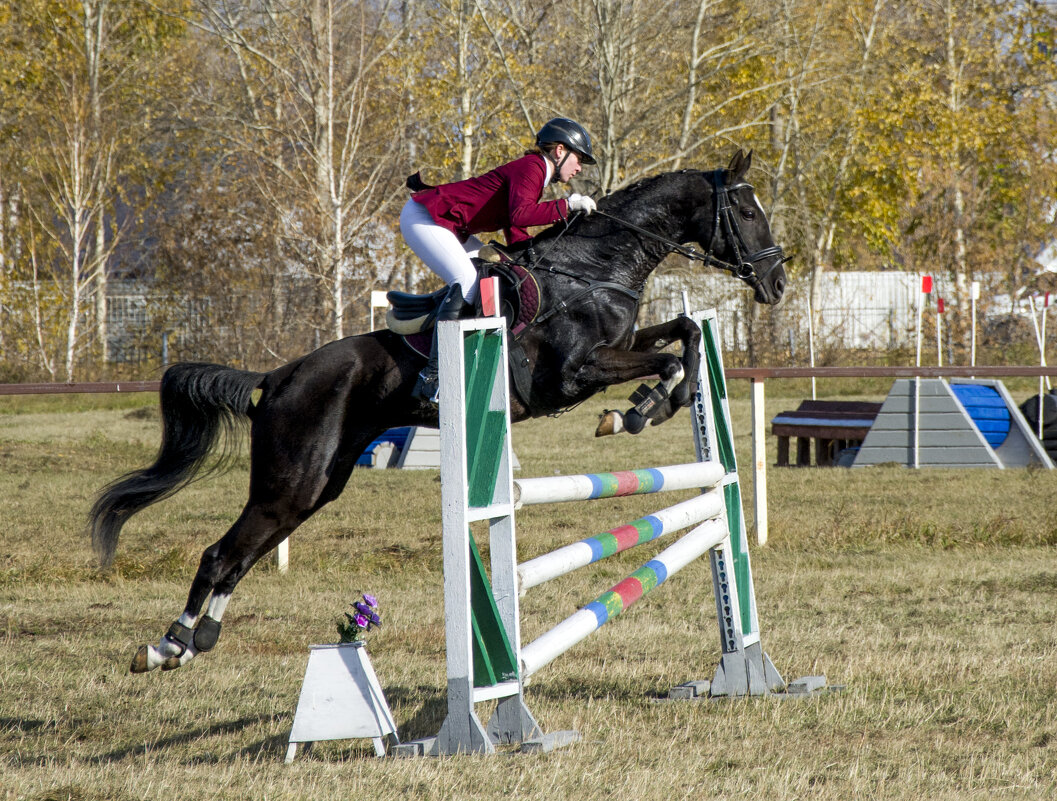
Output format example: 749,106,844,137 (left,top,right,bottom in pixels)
593,169,789,292
509,169,789,333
